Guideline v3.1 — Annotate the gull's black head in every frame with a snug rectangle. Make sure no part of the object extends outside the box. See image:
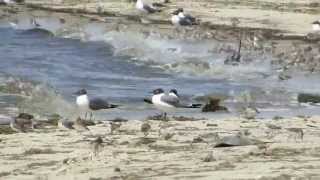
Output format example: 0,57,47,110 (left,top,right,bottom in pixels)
169,89,179,96
152,88,164,95
74,89,87,96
